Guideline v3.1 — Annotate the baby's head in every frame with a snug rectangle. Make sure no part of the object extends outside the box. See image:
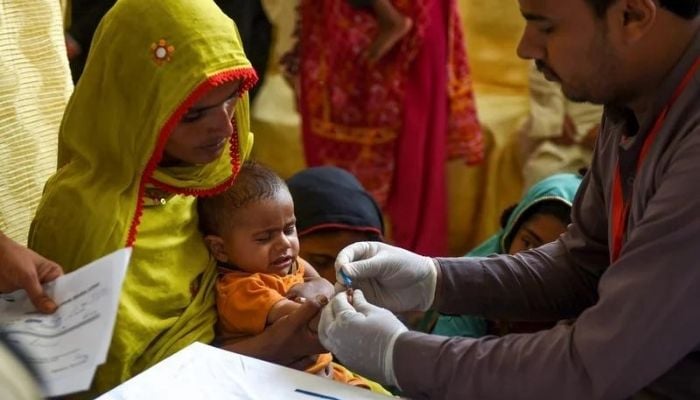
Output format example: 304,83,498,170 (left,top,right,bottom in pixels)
198,161,298,276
